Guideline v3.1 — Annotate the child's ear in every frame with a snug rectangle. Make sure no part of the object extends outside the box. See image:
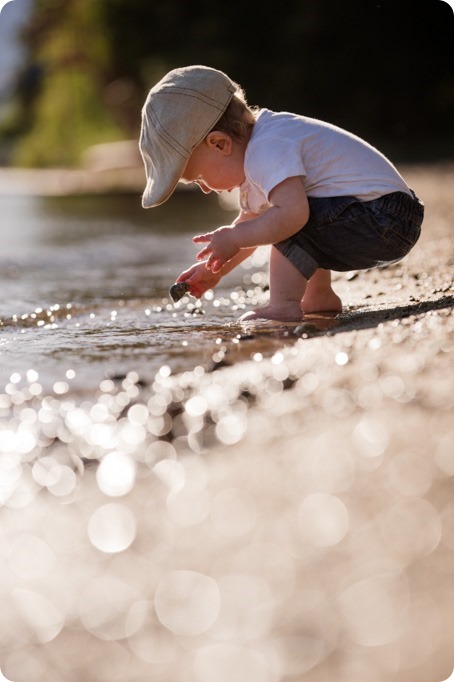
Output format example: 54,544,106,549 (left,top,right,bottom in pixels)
205,131,232,155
